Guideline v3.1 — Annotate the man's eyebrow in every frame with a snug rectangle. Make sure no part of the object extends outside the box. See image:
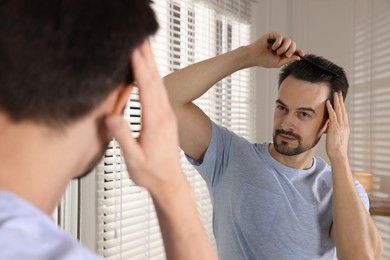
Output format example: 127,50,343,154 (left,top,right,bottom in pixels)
276,99,287,107
276,99,316,114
